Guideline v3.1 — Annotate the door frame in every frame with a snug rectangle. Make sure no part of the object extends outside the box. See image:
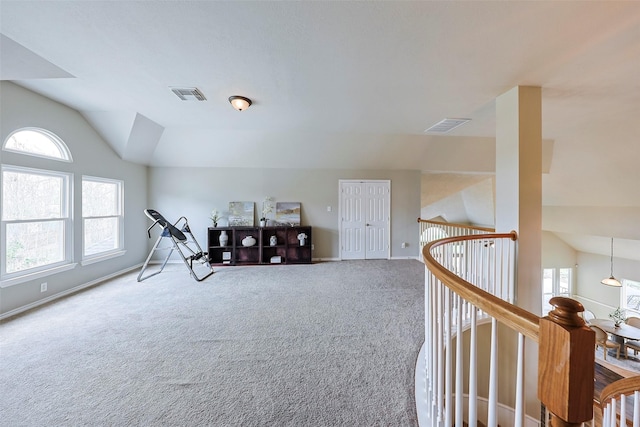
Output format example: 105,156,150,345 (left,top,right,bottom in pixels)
338,179,391,260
